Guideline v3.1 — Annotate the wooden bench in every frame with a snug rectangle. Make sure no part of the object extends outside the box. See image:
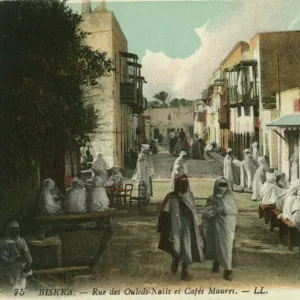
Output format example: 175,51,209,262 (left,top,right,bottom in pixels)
270,208,298,251
32,210,115,284
258,204,275,224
